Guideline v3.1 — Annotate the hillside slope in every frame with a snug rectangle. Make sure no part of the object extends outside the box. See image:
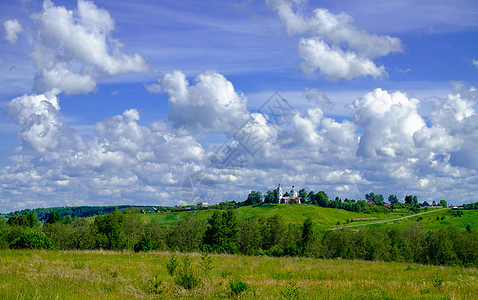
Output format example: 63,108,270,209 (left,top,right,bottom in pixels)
140,204,473,230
